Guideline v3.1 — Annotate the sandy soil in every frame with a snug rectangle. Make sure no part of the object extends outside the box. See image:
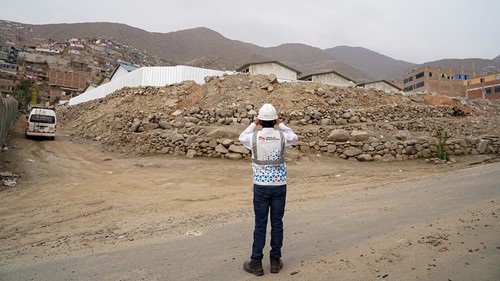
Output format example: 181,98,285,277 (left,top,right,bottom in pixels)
0,116,498,280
